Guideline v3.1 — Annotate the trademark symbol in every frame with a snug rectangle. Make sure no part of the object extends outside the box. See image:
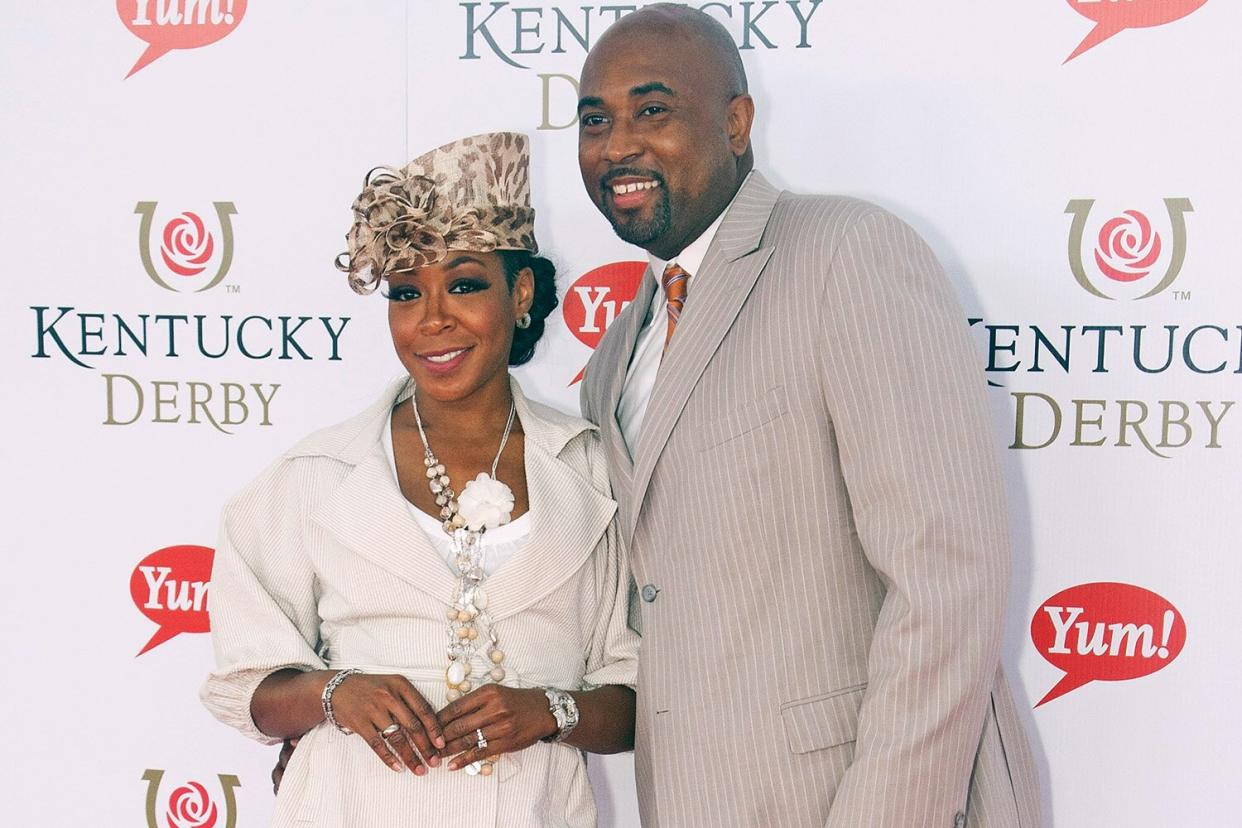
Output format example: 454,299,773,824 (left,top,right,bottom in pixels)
1172,290,1191,301
225,284,241,294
